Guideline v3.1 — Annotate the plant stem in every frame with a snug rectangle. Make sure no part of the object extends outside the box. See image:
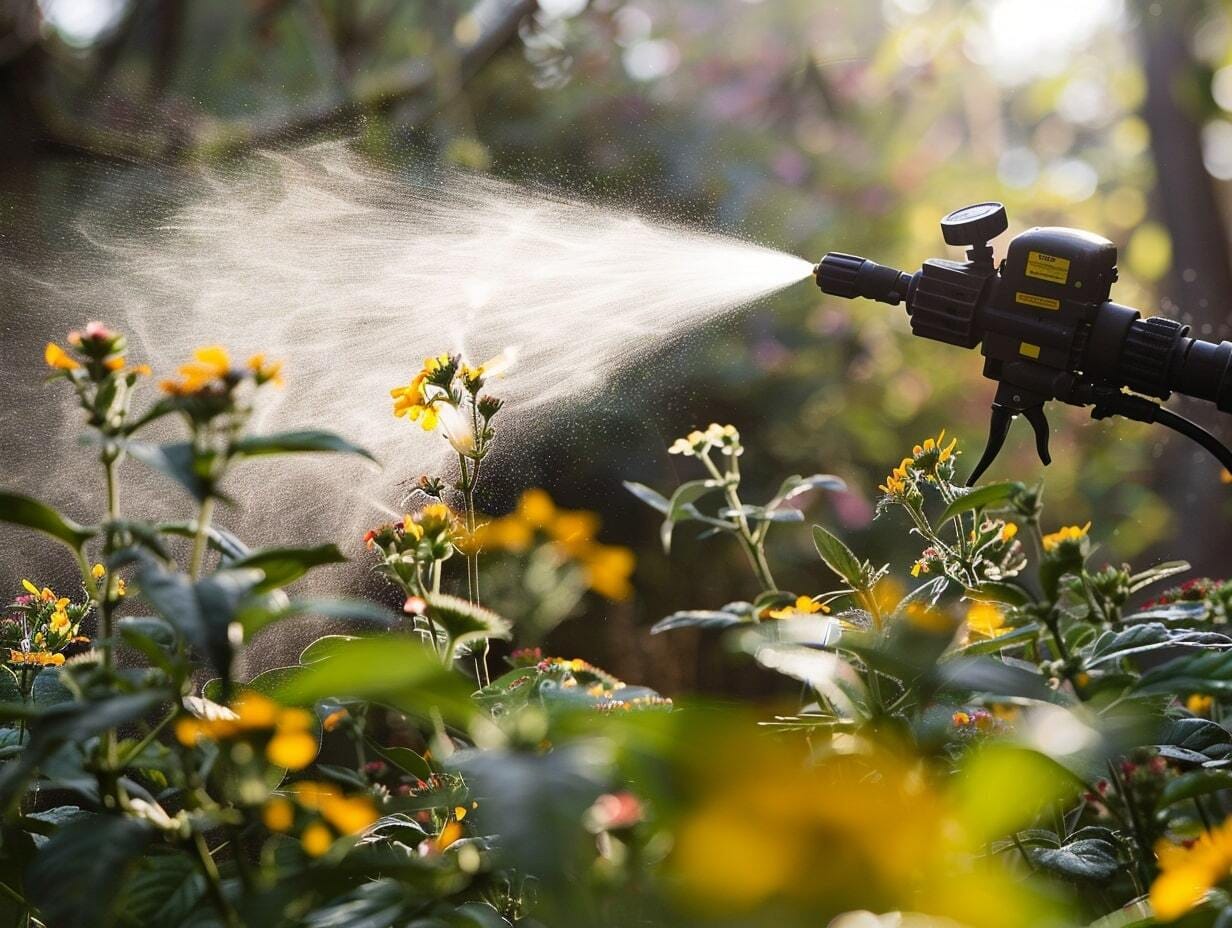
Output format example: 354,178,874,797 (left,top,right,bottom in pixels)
702,453,776,592
192,831,240,928
190,496,216,581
